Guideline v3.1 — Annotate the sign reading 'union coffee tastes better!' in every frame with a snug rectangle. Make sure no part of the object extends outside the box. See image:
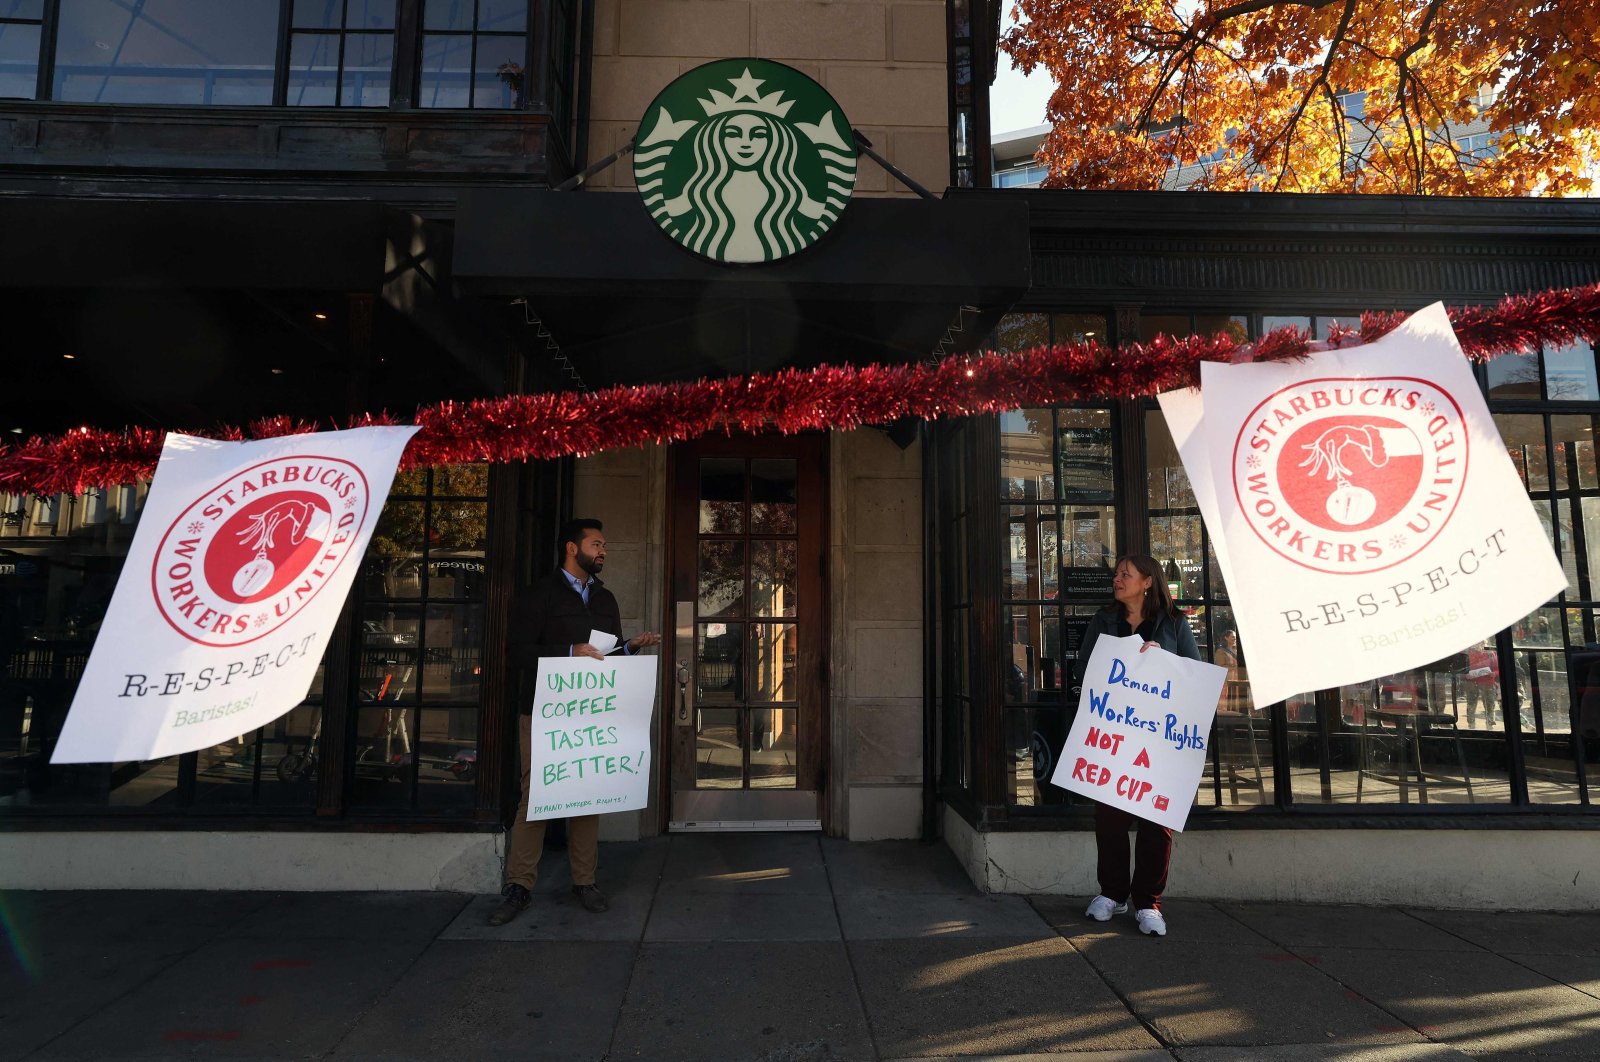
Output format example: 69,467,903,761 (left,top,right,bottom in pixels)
633,58,857,264
51,428,418,763
1159,304,1565,710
